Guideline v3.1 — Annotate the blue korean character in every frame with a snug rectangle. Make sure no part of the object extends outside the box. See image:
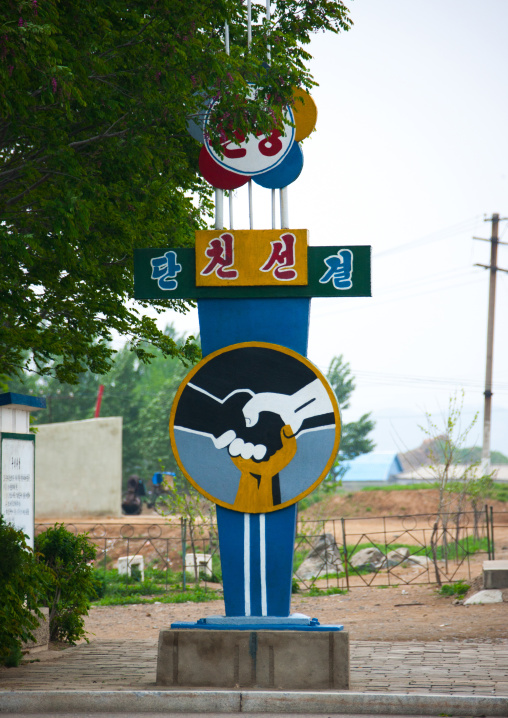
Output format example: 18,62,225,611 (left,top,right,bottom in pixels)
150,250,182,290
319,249,353,290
